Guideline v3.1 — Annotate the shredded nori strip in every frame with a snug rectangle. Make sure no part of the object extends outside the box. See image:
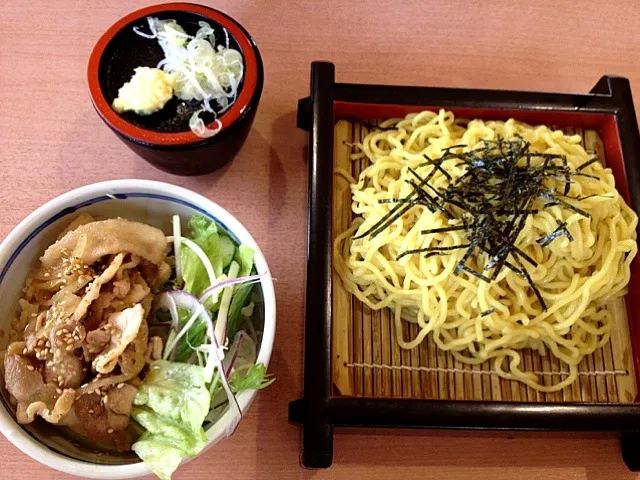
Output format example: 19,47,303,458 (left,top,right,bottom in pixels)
577,156,600,171
480,307,496,316
571,172,601,180
425,251,447,259
458,263,492,283
563,193,614,201
406,179,440,213
396,243,471,260
537,219,574,247
407,179,454,218
441,143,468,151
512,248,538,268
365,200,418,239
378,198,413,204
512,253,548,311
408,168,447,199
541,193,591,218
420,225,470,234
356,163,440,239
417,154,453,180
359,132,602,311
